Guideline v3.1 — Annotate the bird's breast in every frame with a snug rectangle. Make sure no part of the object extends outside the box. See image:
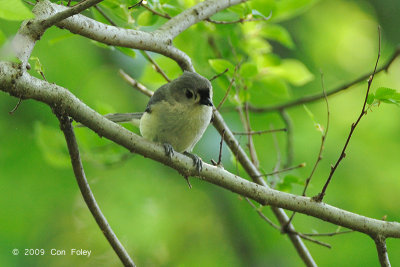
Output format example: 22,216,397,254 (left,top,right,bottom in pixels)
140,101,212,152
